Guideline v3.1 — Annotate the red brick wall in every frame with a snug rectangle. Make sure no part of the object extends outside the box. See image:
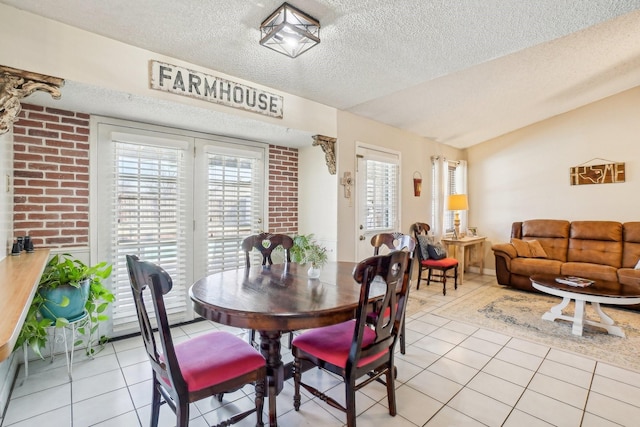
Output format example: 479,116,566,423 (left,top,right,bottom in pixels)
268,146,298,234
12,105,90,248
11,104,298,247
